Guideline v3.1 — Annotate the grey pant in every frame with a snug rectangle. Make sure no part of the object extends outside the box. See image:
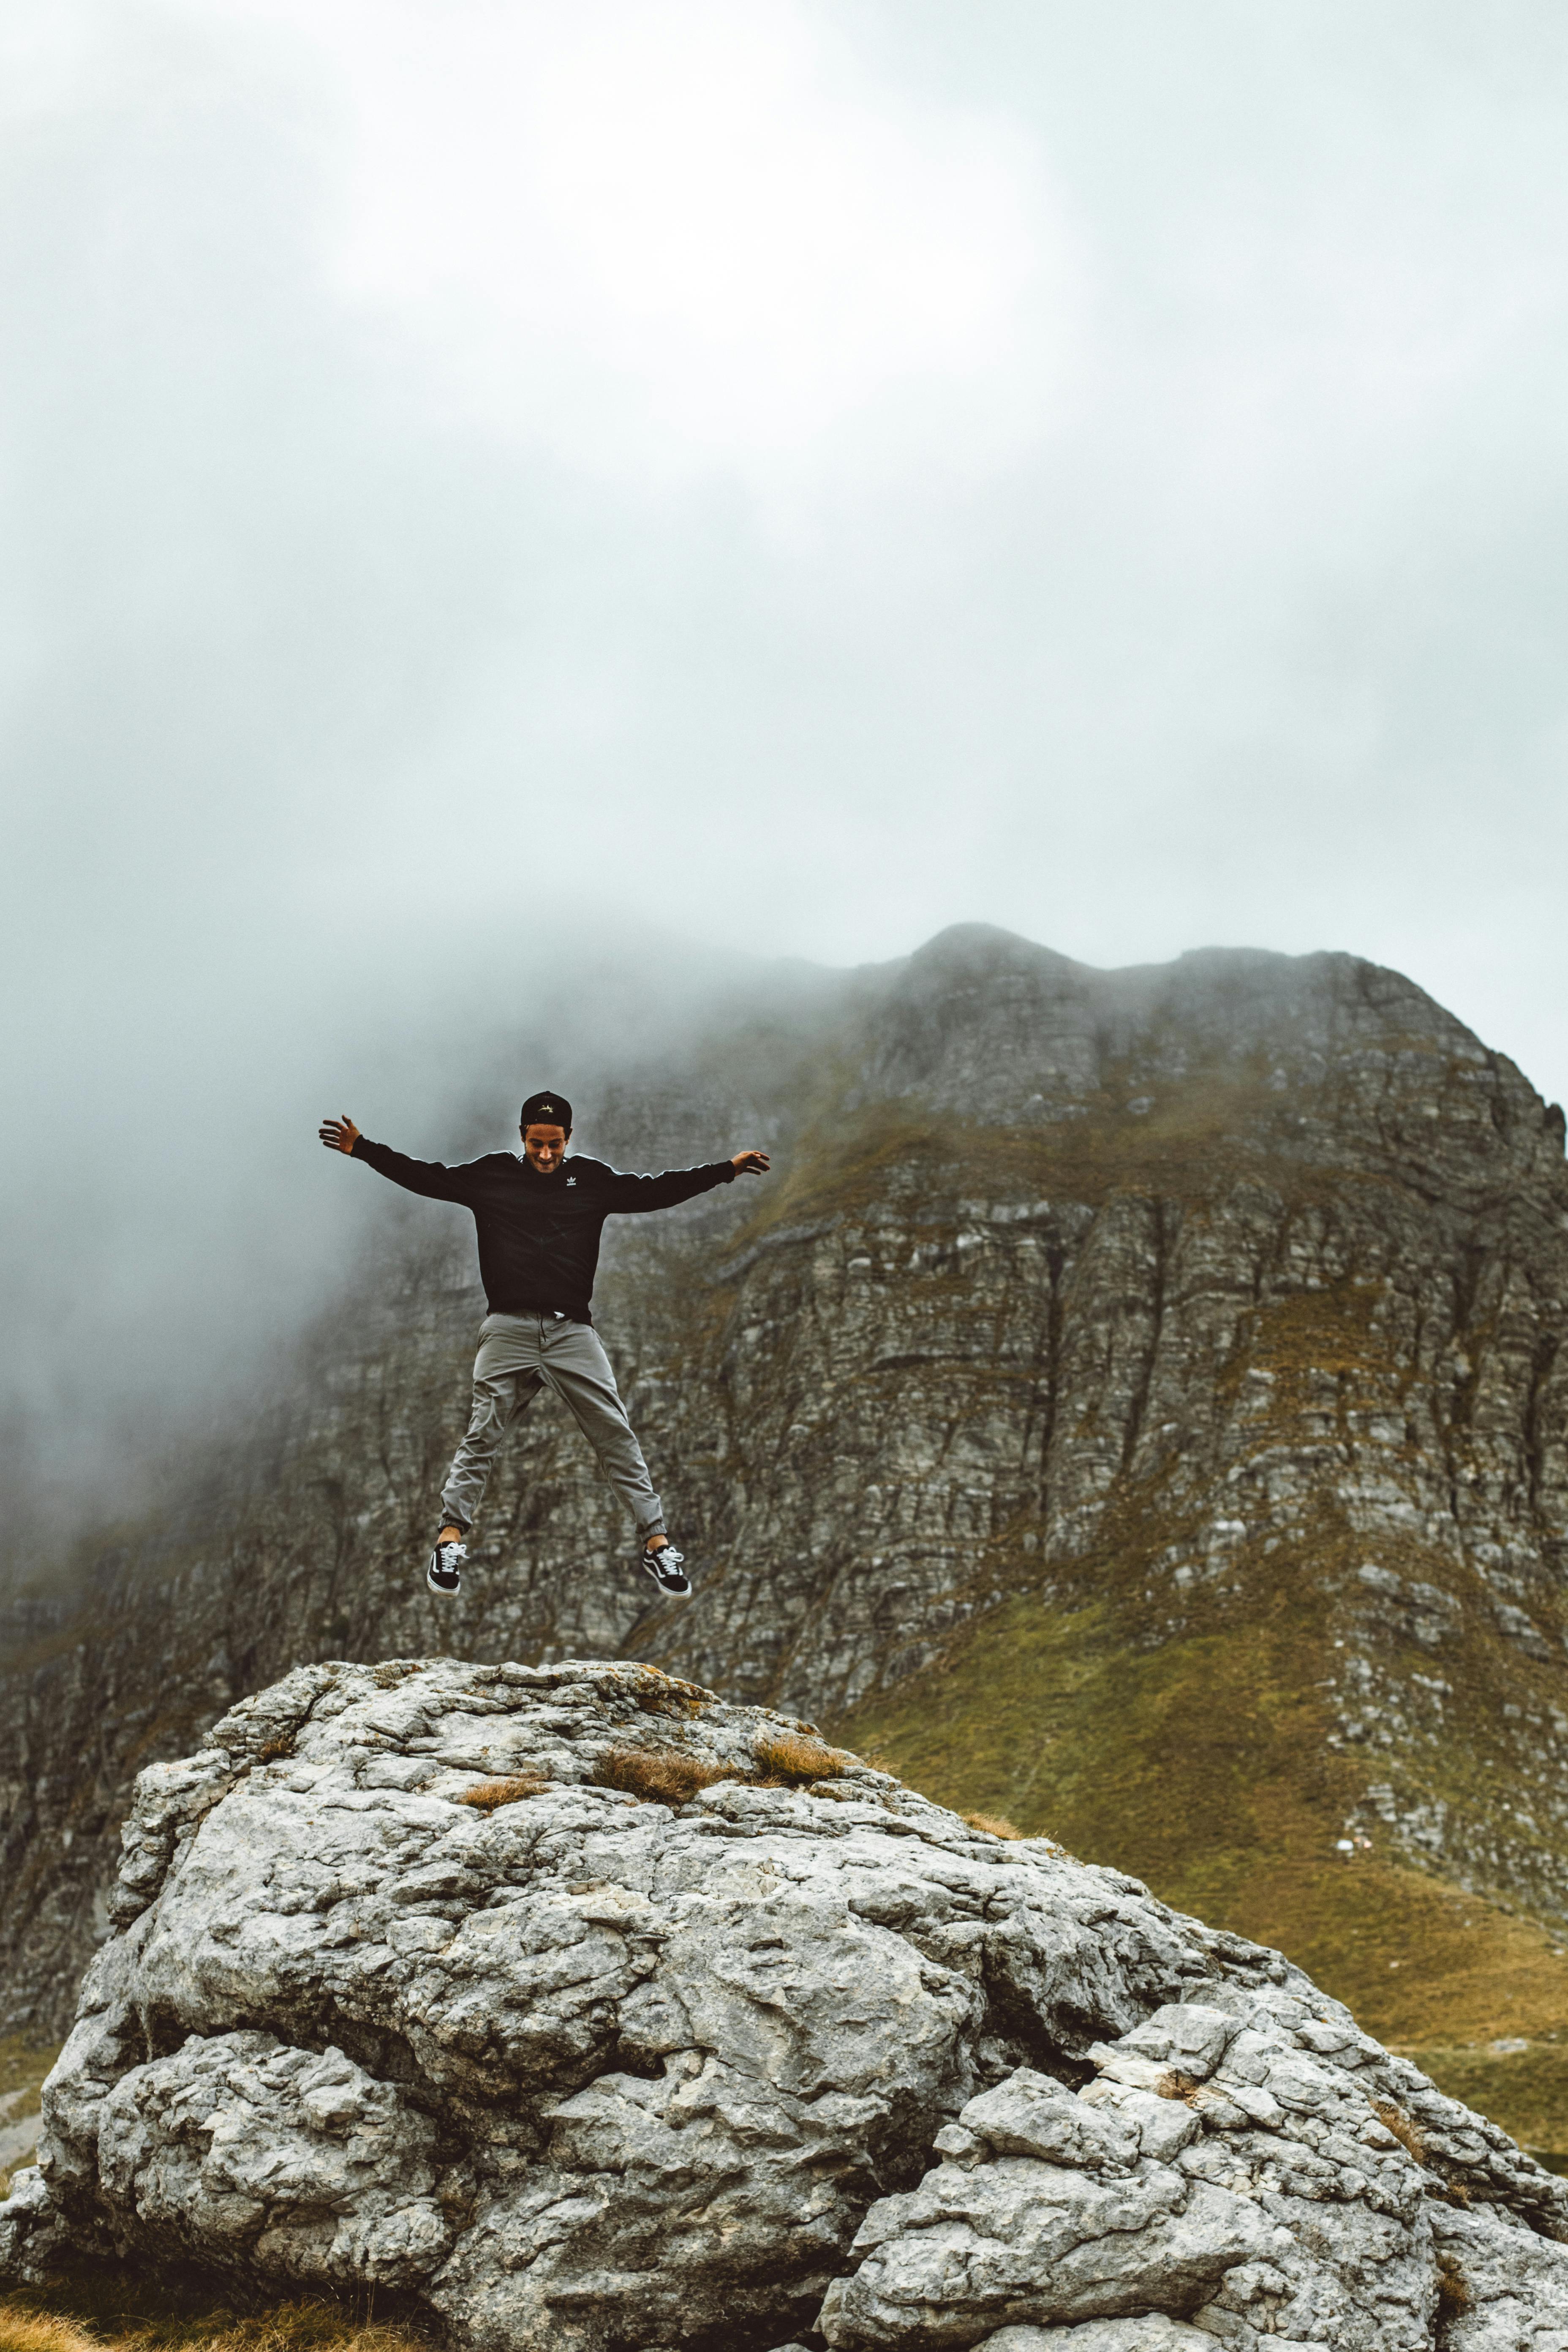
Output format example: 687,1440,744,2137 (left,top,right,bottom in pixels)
441,1312,666,1539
